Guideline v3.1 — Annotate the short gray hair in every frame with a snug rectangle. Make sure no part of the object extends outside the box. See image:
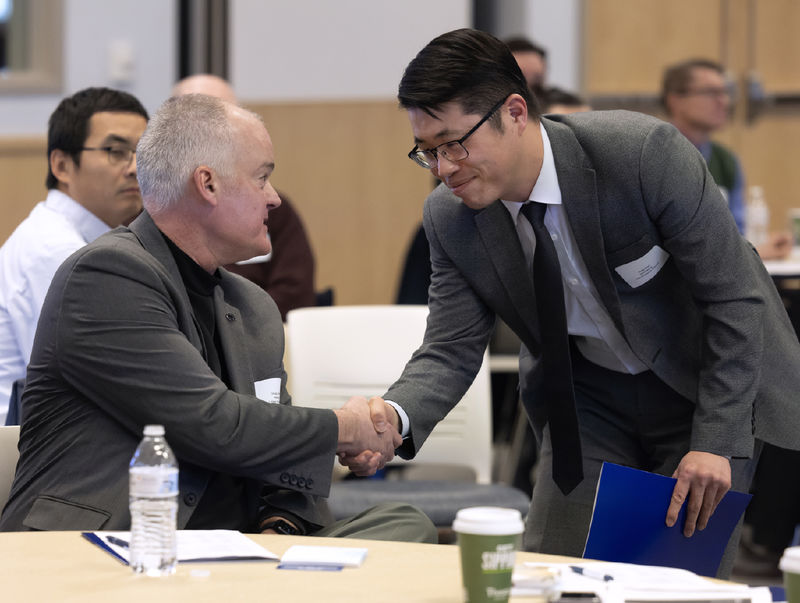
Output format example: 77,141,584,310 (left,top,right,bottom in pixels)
136,94,242,213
